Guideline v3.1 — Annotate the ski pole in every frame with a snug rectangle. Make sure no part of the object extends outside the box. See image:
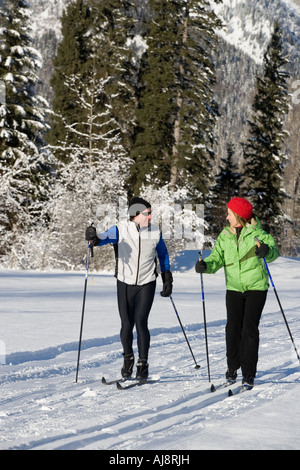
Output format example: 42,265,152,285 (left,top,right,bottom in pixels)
75,241,92,383
199,251,211,382
169,295,201,369
255,237,300,364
